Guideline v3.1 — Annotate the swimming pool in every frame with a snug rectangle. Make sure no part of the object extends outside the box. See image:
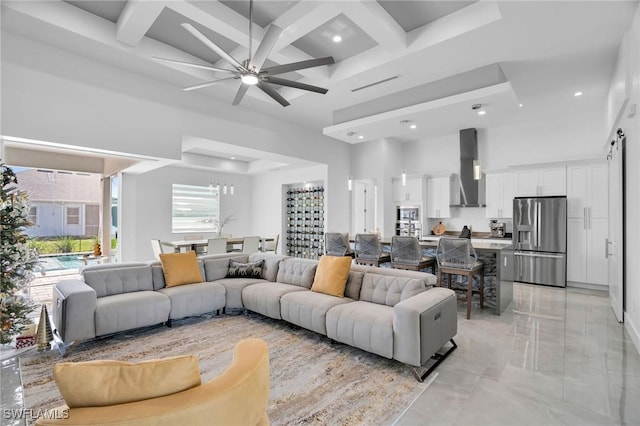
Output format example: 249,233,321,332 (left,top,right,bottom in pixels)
39,254,115,271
